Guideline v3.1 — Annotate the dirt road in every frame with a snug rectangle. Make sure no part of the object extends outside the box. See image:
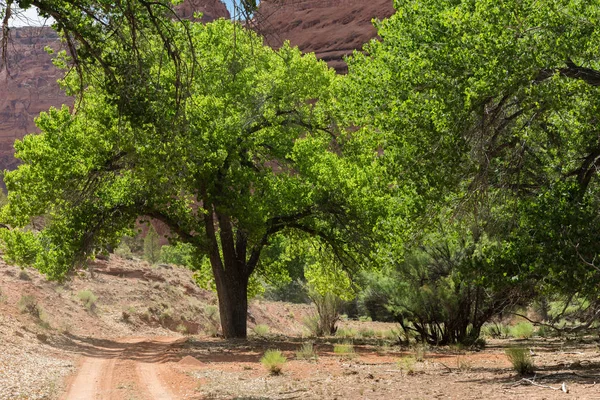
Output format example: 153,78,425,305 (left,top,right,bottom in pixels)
61,336,187,400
